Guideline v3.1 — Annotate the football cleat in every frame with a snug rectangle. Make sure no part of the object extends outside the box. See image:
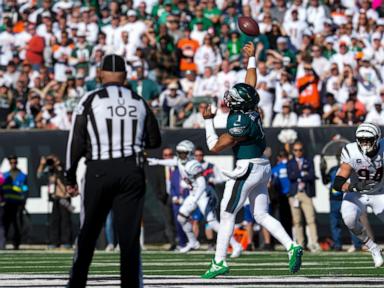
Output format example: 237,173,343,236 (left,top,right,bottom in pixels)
288,244,303,273
179,241,200,253
369,245,384,268
201,259,229,279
